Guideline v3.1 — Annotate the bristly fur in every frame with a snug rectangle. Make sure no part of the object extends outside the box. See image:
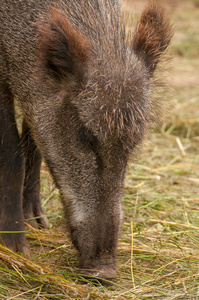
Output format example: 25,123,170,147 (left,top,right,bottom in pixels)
132,2,173,74
37,1,173,152
0,0,173,279
38,8,90,83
